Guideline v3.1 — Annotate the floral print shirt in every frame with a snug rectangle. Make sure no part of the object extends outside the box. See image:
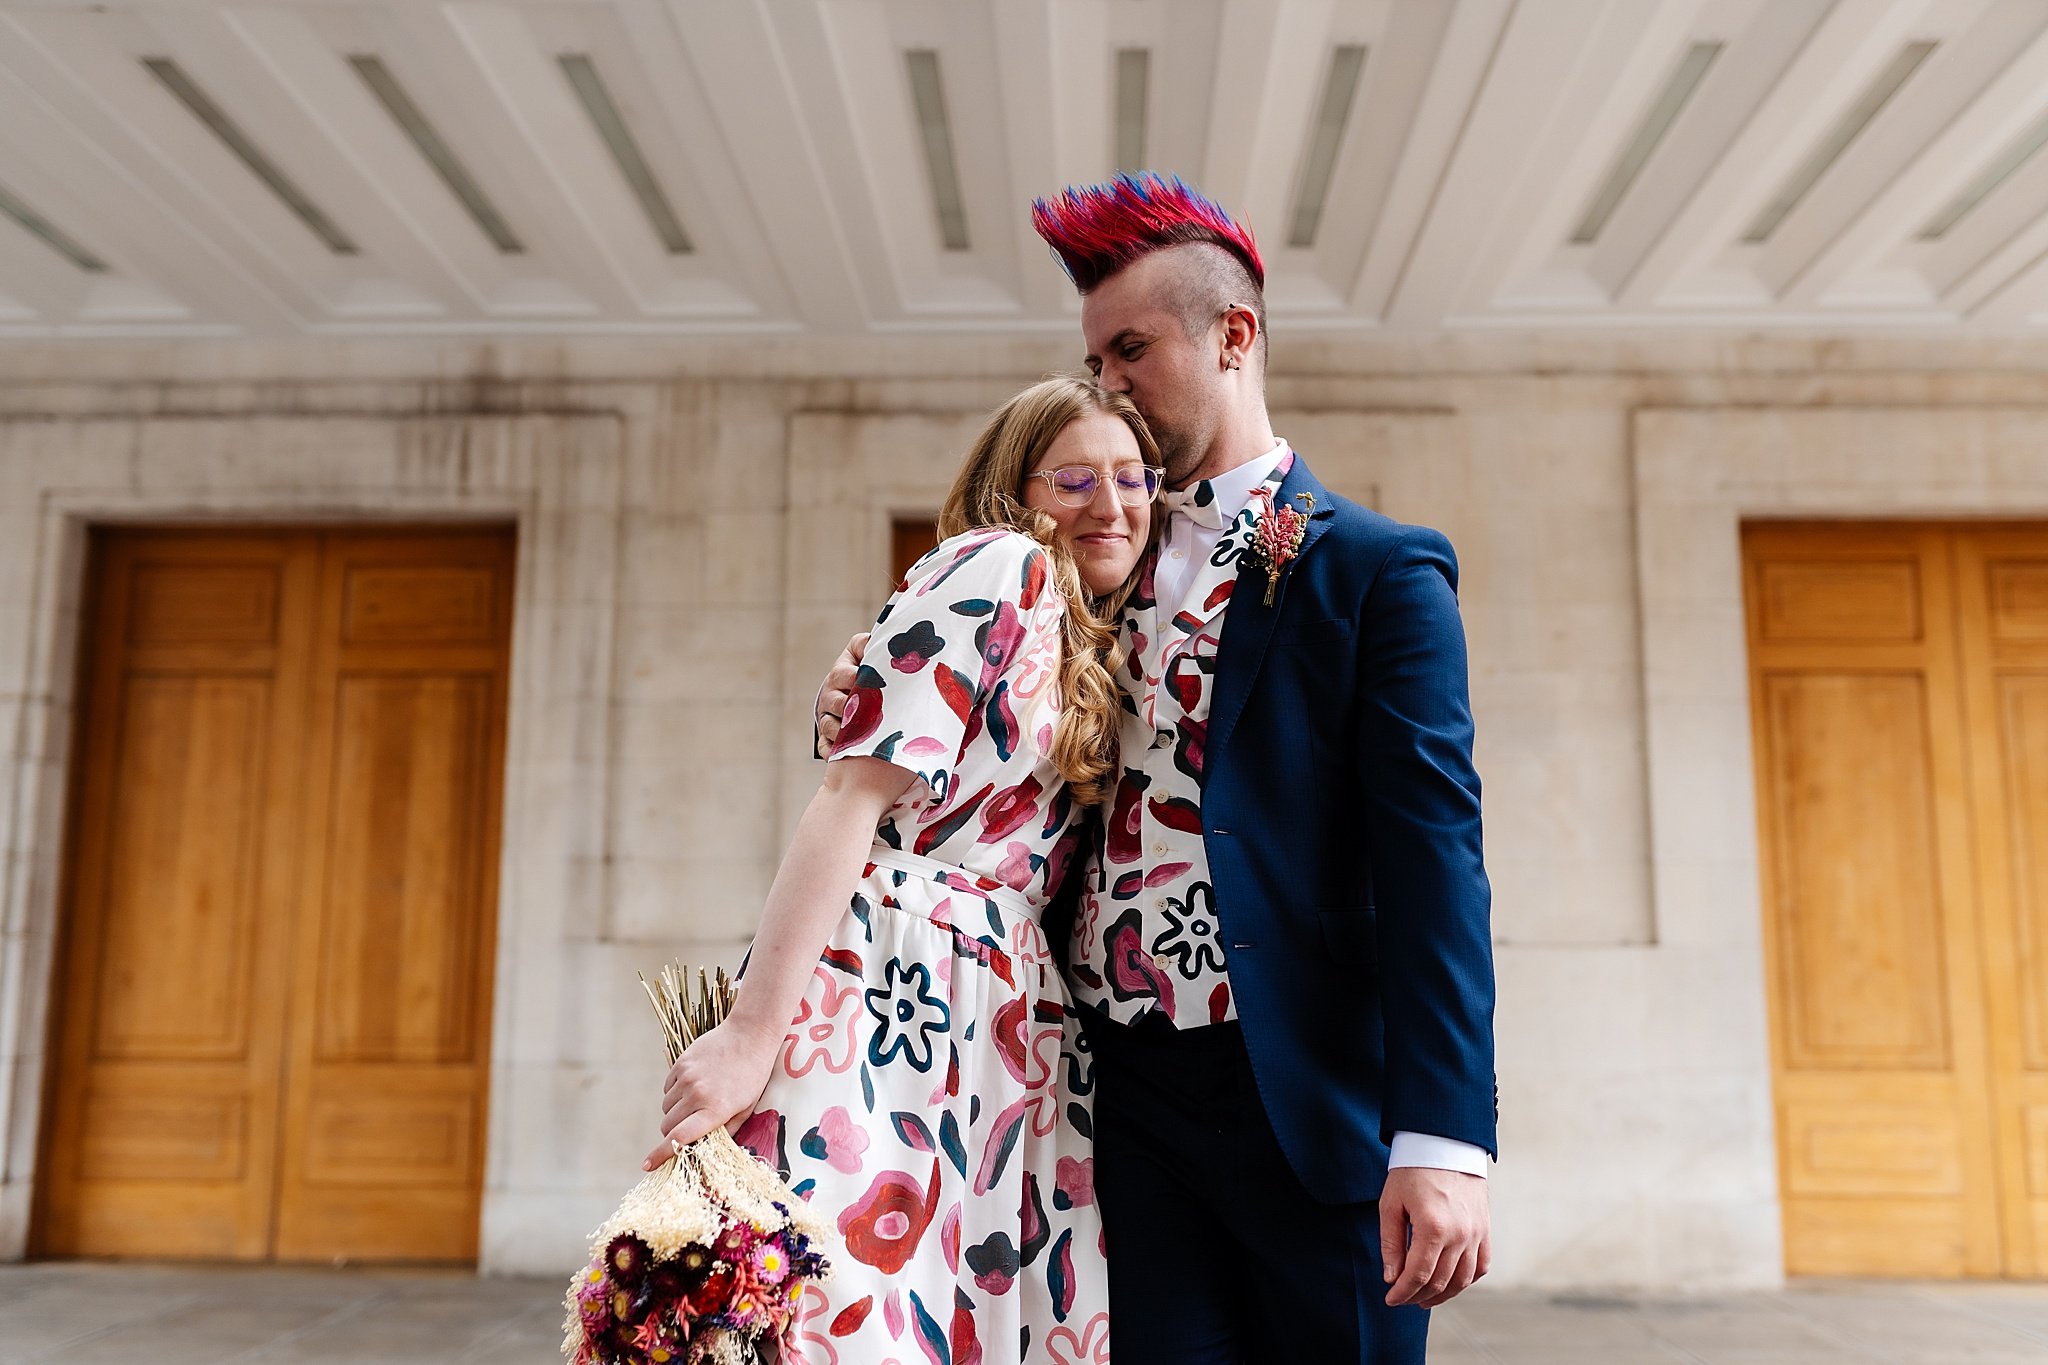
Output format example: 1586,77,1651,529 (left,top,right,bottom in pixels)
1068,454,1294,1027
